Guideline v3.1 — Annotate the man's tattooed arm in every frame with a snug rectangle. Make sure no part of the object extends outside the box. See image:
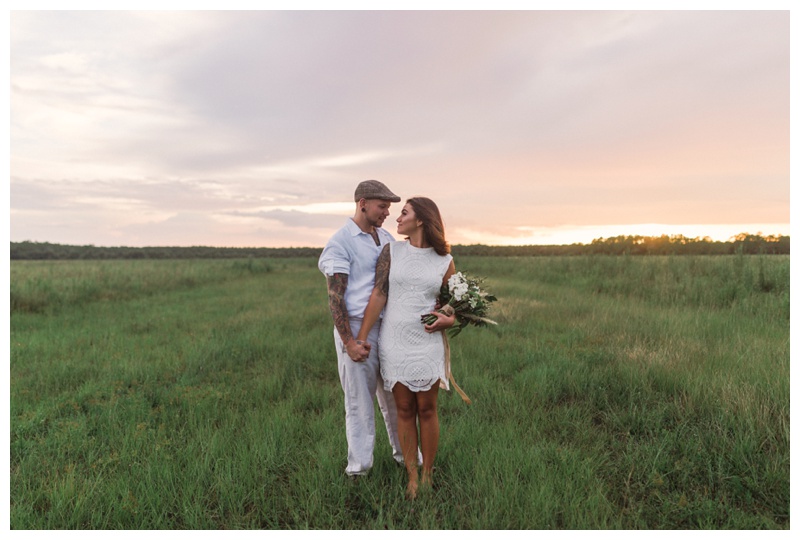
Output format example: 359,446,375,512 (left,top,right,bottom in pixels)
374,244,391,297
326,273,353,344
